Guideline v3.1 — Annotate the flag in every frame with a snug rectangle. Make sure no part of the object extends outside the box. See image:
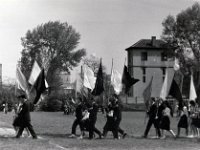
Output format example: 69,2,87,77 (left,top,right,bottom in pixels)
143,77,153,110
111,69,122,94
29,61,48,87
16,67,28,92
92,60,104,96
189,74,197,101
168,77,183,110
31,69,46,104
160,70,168,100
174,57,180,71
122,65,139,94
83,65,96,90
